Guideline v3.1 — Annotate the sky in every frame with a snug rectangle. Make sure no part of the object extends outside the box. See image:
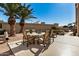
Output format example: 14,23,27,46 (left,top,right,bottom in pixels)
0,3,75,26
